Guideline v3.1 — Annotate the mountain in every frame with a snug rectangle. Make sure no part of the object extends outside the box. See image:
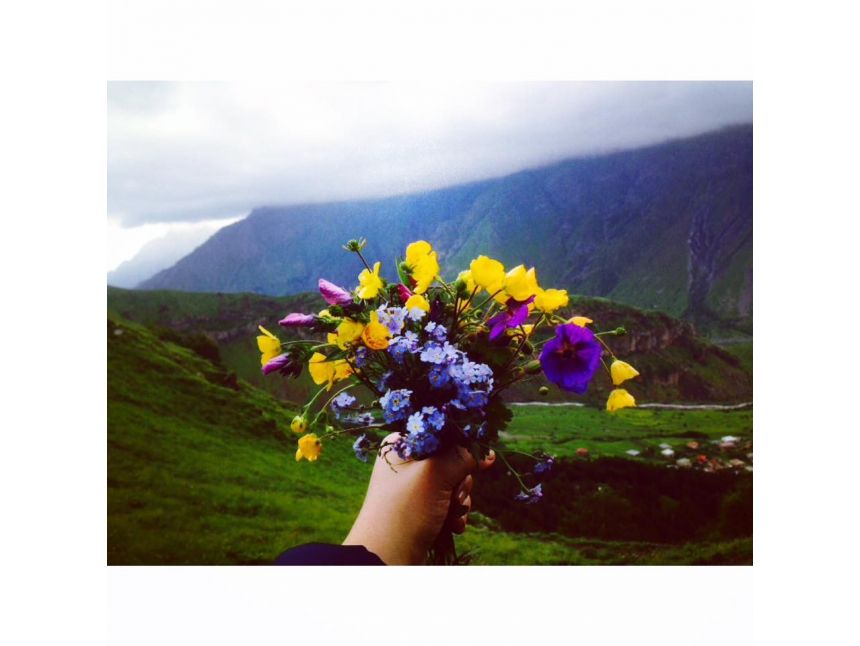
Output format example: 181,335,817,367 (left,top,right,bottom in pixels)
107,286,752,404
140,125,753,333
108,225,223,288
